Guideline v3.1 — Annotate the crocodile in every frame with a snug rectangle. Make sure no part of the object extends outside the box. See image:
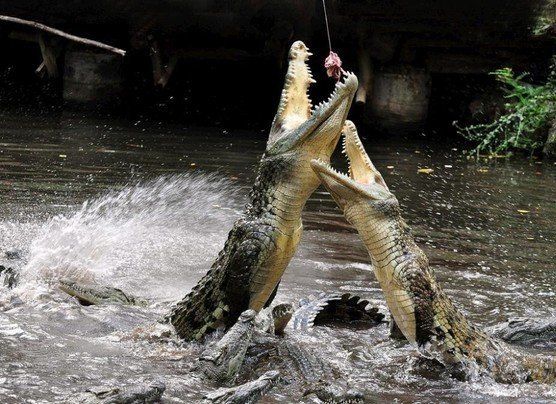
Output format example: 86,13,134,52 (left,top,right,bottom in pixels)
203,370,280,404
0,249,148,306
58,278,149,306
488,317,556,349
201,307,364,403
256,292,384,334
310,121,556,383
247,329,364,403
73,379,165,403
168,40,358,341
198,309,258,385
